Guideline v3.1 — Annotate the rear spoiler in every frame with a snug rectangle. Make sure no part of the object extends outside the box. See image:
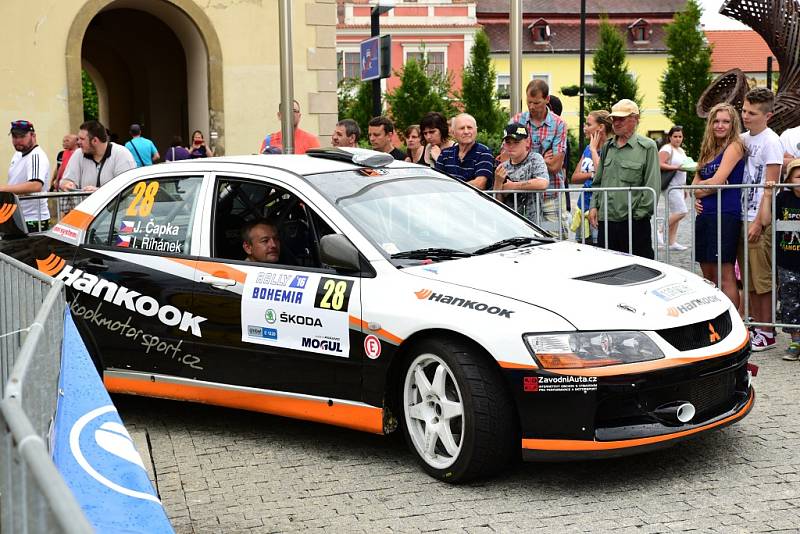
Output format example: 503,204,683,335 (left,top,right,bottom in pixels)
0,192,29,239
